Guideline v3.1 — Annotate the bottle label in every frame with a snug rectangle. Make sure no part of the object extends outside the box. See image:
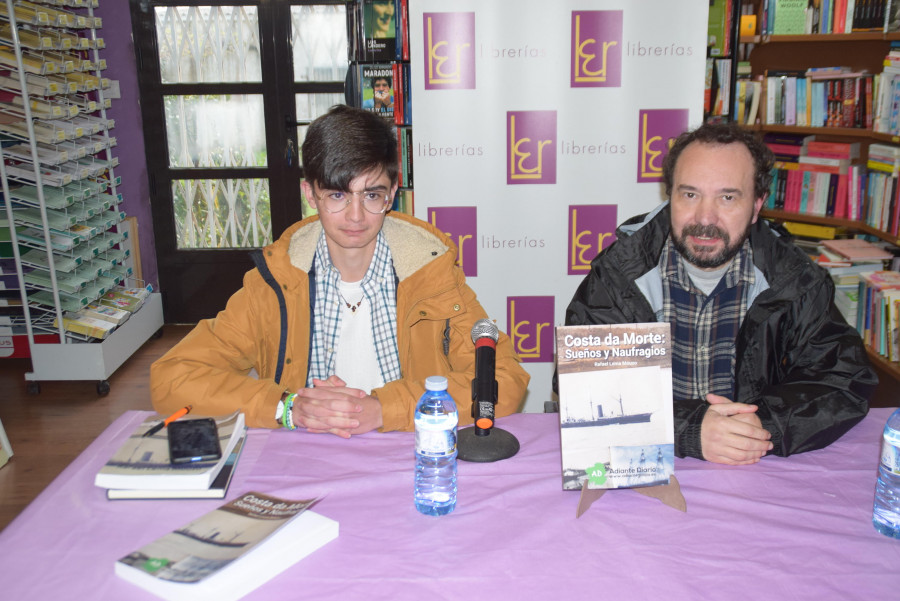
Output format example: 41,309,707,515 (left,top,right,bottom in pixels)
416,418,457,457
881,438,900,475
